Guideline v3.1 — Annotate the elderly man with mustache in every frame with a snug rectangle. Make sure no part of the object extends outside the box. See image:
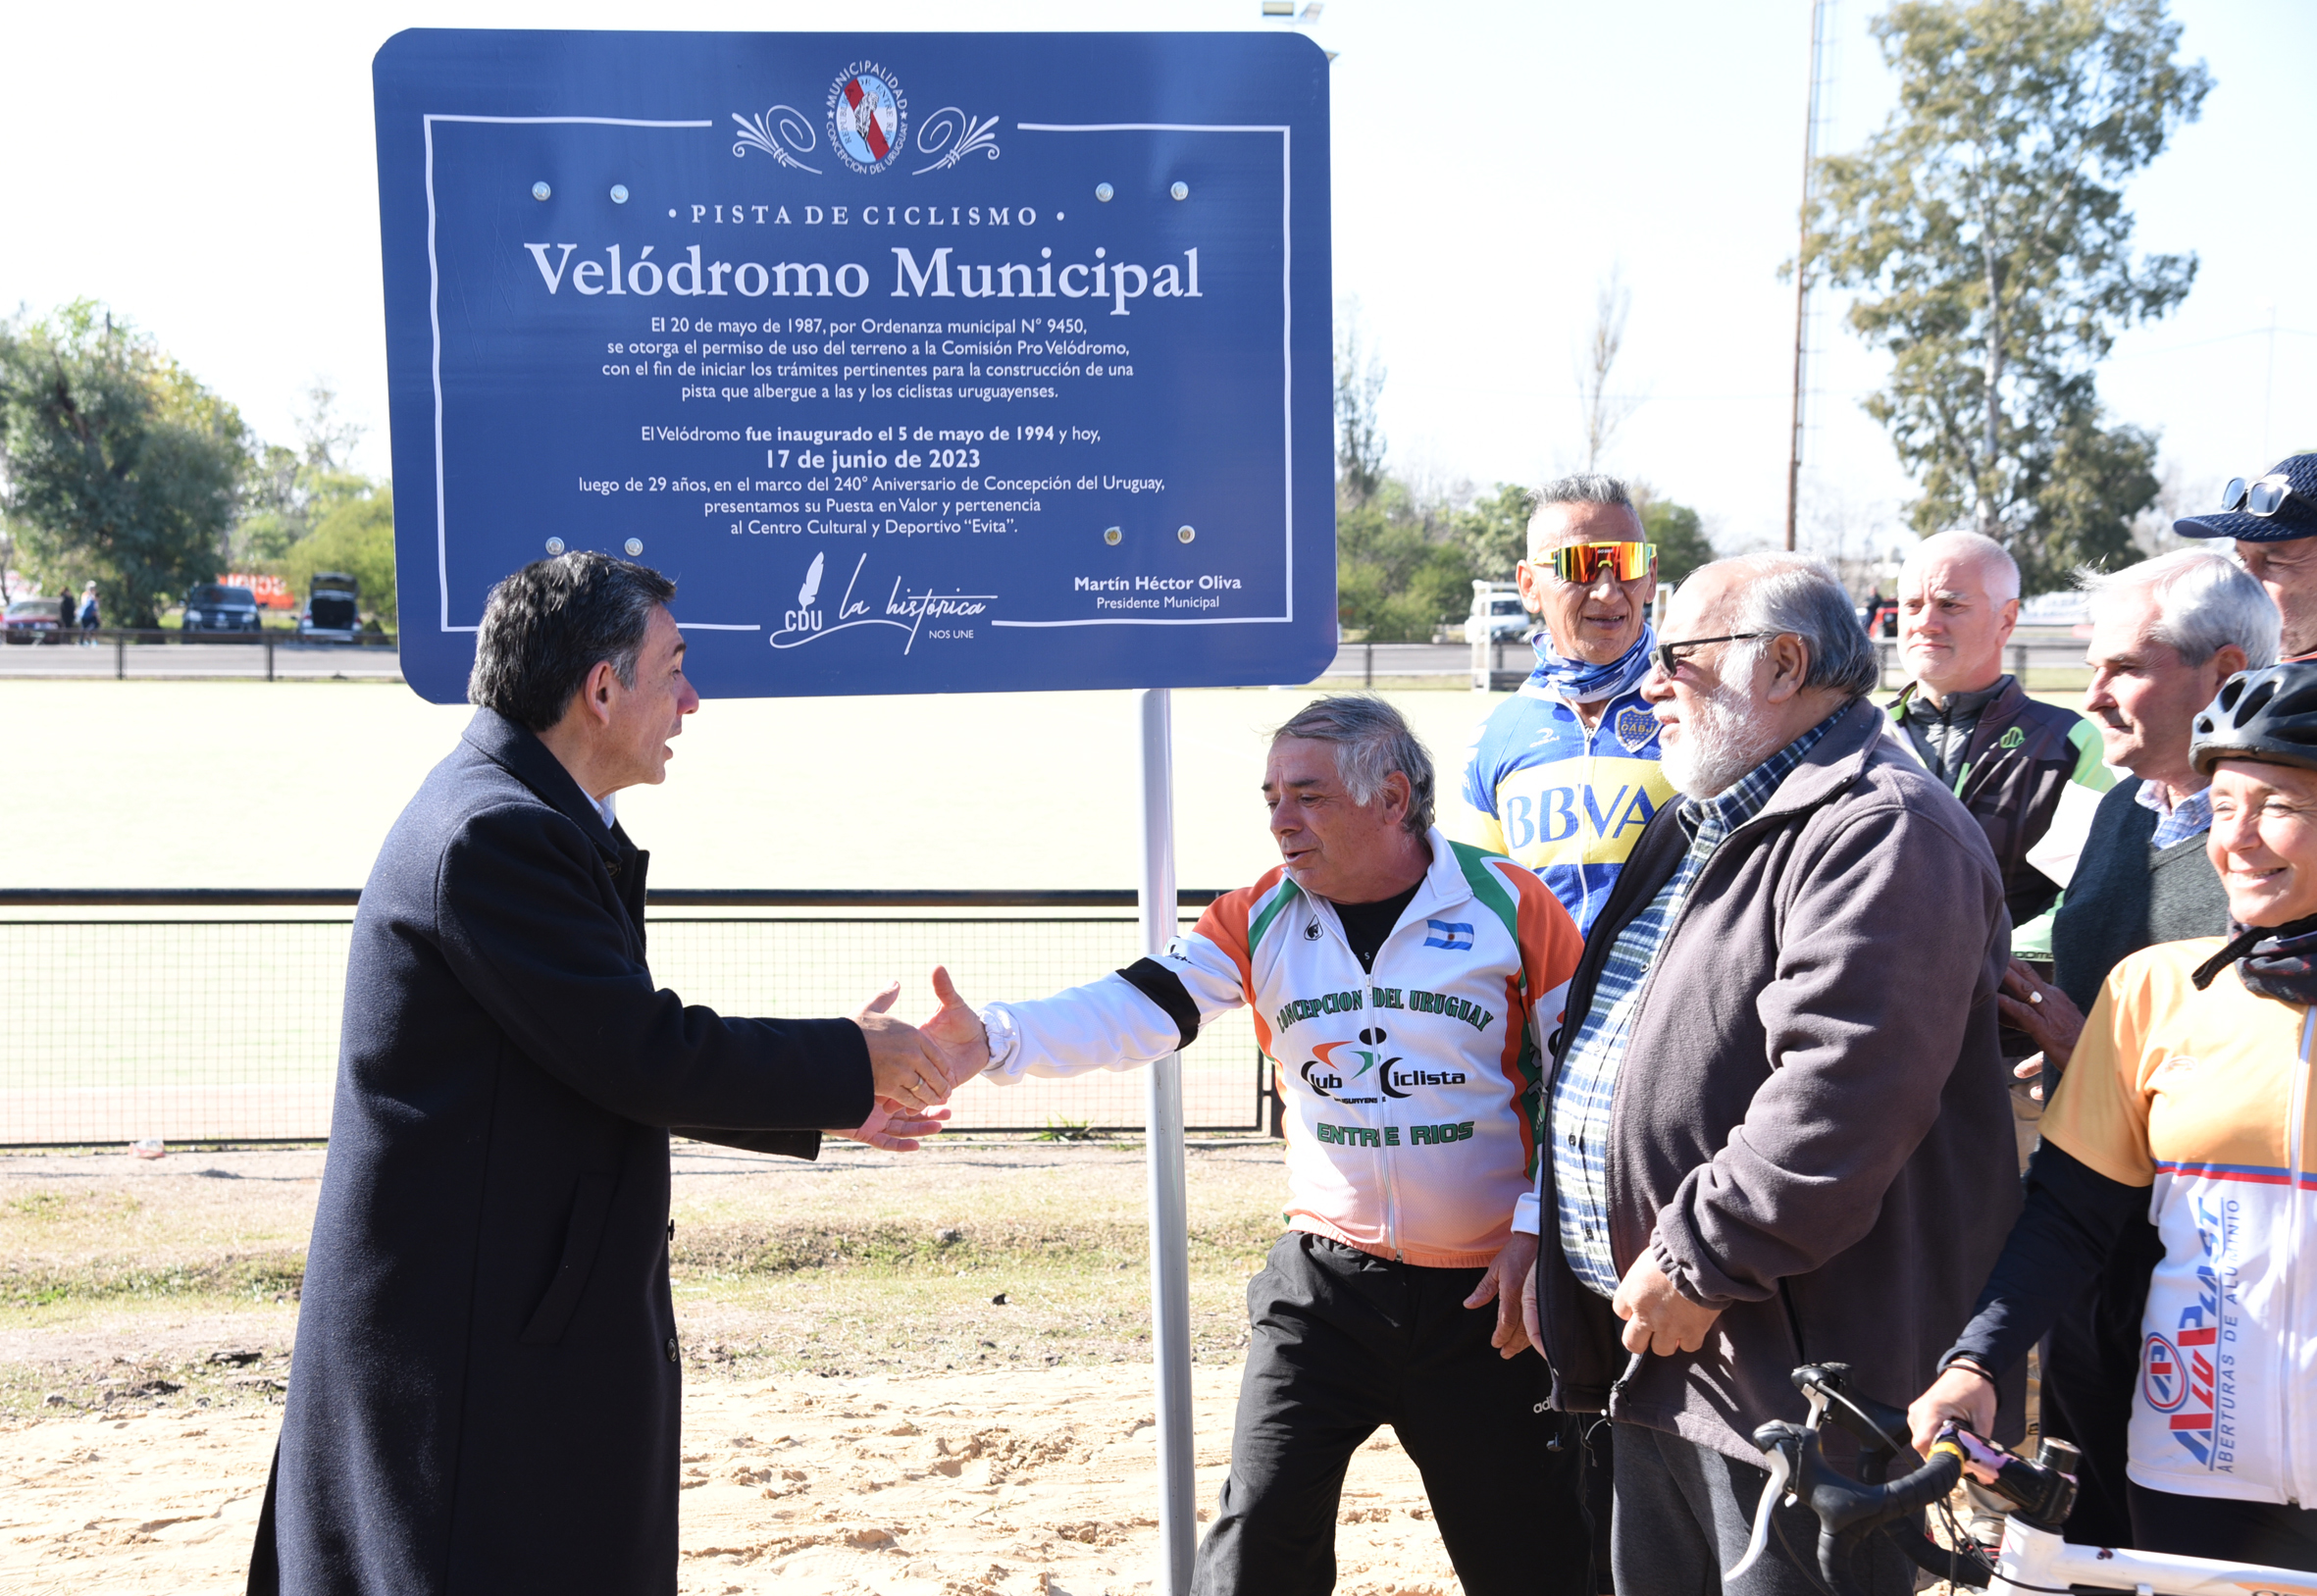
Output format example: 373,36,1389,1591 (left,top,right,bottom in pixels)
1519,551,2020,1594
